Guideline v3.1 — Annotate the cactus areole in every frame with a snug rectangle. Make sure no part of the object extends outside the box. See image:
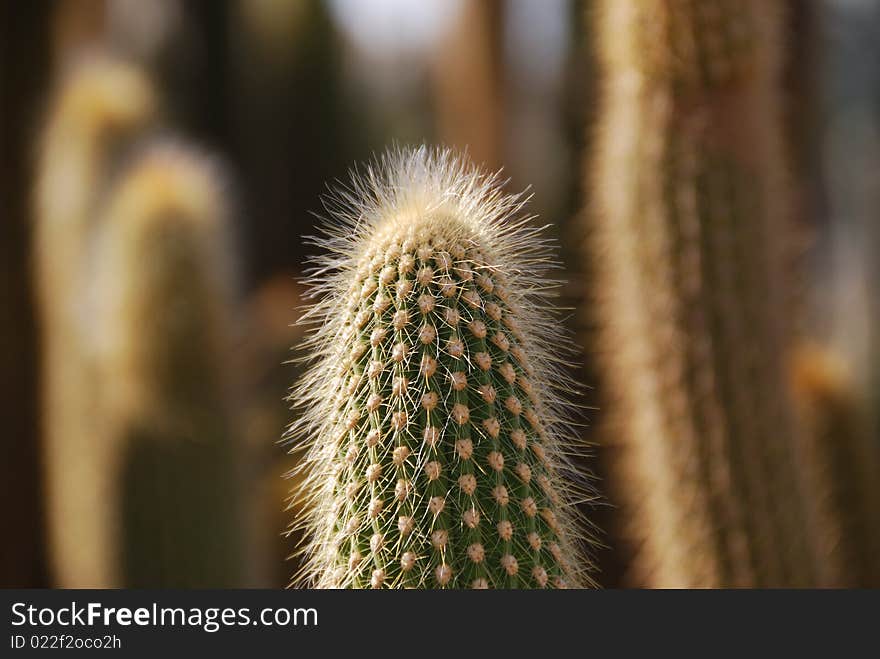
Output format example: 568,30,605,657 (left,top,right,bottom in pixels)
289,147,595,588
